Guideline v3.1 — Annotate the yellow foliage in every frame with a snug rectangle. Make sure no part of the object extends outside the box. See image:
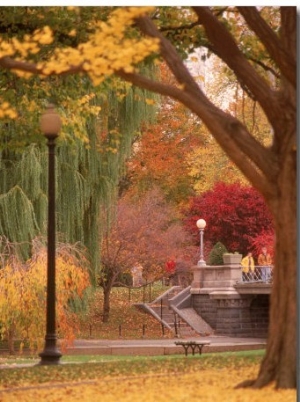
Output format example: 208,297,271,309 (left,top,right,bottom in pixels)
0,98,18,119
145,98,156,105
0,7,159,120
0,8,159,87
68,29,77,37
0,26,54,59
187,137,249,194
0,248,90,353
11,69,34,79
